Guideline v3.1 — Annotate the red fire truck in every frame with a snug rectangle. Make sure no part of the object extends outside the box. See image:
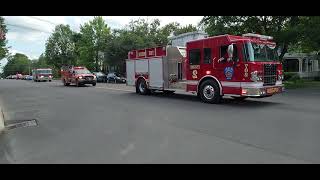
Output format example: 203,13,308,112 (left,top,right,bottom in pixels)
61,65,97,87
126,33,284,103
32,68,53,82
